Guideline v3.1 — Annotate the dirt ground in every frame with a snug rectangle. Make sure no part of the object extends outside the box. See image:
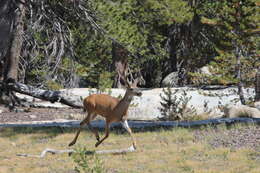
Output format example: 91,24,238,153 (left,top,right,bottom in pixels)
1,105,260,152
0,105,82,123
